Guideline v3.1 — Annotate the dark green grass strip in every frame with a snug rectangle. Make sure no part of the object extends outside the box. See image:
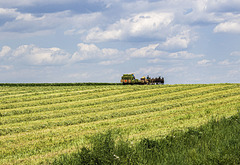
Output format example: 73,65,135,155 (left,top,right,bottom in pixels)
0,83,122,87
52,113,240,165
